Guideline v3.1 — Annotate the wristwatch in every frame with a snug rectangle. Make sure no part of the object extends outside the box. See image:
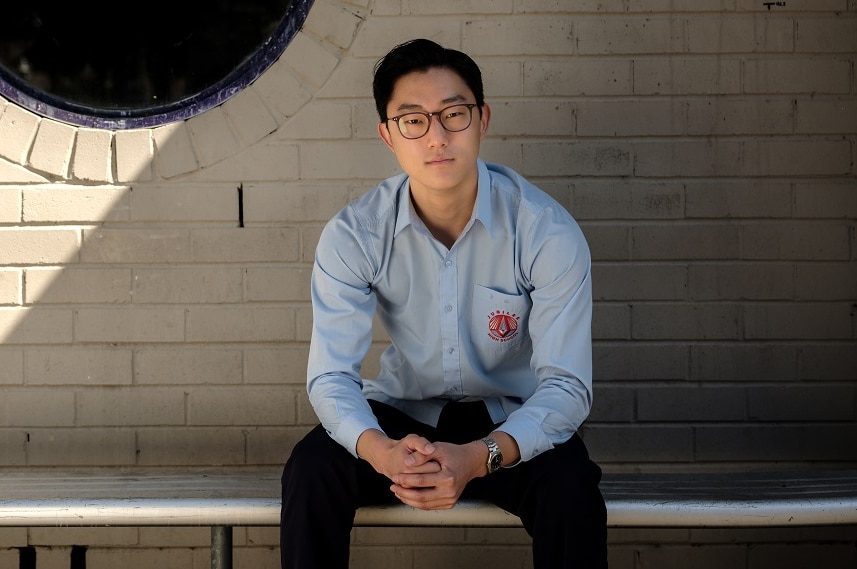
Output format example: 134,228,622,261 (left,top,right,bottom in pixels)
481,437,503,474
